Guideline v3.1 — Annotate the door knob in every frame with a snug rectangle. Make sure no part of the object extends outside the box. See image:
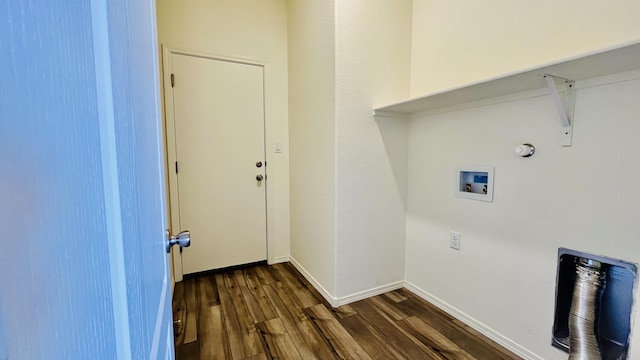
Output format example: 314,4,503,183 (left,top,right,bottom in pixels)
256,174,264,181
256,161,263,168
165,229,191,253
